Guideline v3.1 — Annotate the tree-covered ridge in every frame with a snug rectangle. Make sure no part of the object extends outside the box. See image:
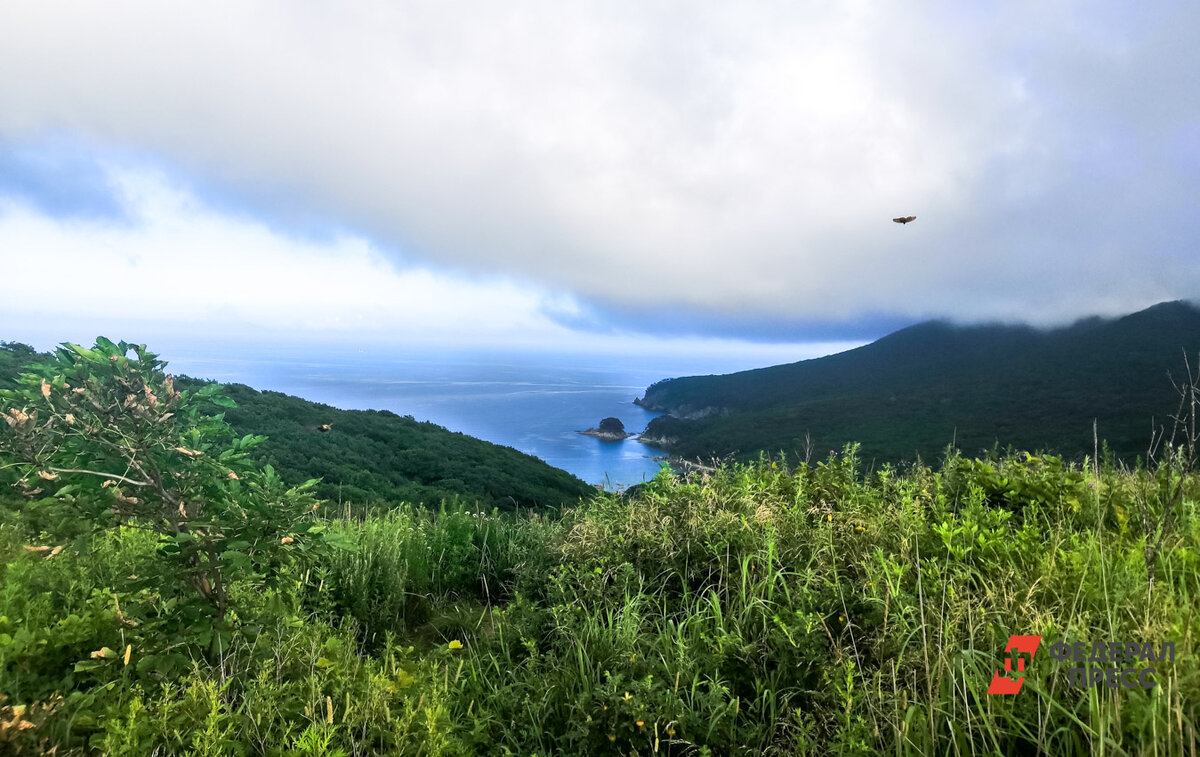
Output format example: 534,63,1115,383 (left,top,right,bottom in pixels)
639,300,1200,465
0,341,593,509
214,382,594,508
